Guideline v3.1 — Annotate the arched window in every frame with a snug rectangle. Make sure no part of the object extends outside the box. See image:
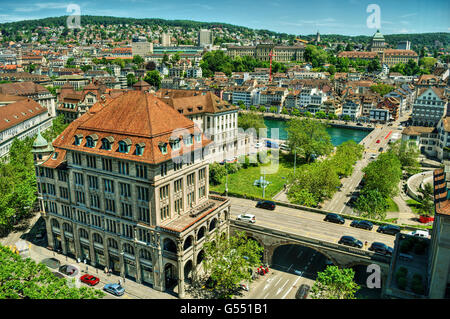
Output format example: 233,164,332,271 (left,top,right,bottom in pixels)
163,238,177,253
51,219,60,229
209,218,217,232
63,223,72,233
79,228,89,239
108,238,118,249
101,137,114,150
86,134,98,148
74,134,83,146
123,243,134,255
183,236,193,251
197,226,205,241
93,233,103,244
